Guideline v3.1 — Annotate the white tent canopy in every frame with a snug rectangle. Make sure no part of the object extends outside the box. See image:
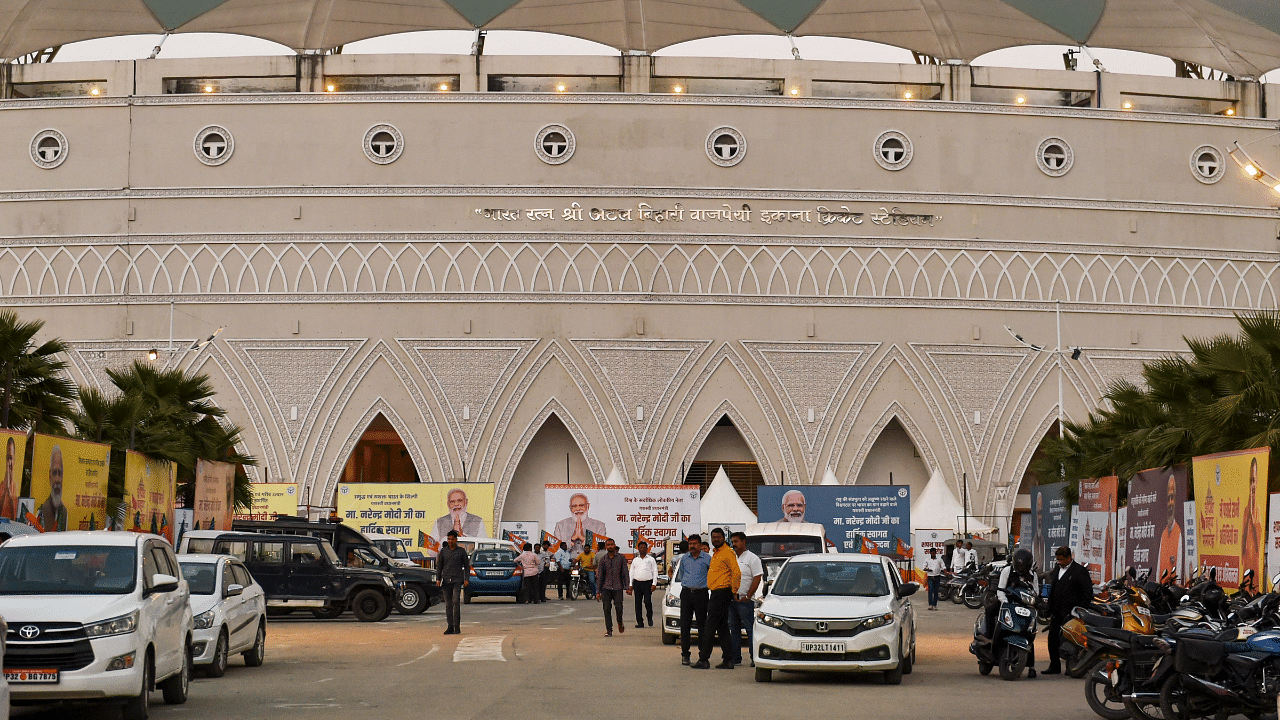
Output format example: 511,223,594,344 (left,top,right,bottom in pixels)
603,466,625,485
820,467,840,485
911,469,996,535
700,465,756,527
